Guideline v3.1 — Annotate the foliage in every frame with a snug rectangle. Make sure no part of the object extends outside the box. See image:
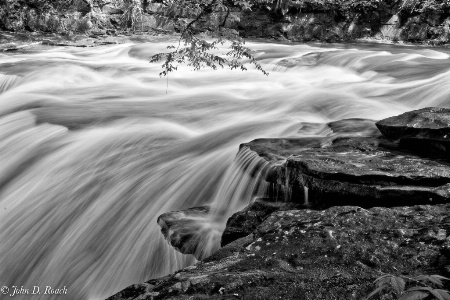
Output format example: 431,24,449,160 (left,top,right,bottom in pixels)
367,274,450,300
149,0,269,77
146,0,450,76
